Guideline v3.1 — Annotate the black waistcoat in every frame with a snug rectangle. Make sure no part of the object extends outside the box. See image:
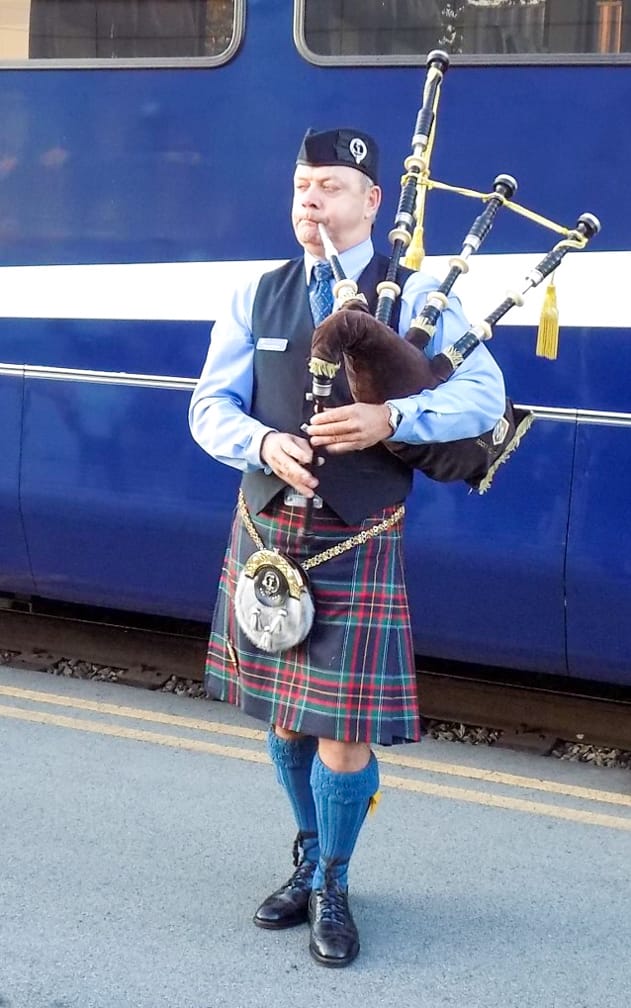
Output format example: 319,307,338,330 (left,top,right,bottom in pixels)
241,253,414,525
